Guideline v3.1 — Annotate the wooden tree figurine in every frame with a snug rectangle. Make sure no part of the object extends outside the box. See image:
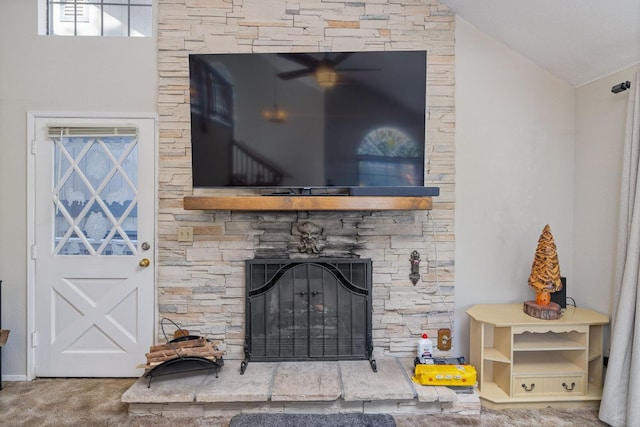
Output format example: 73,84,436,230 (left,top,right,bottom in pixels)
524,224,563,319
